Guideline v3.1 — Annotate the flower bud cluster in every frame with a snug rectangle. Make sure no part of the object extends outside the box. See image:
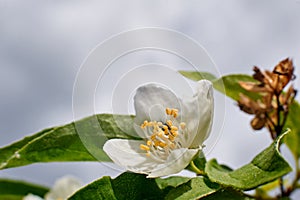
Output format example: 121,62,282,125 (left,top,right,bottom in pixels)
238,58,297,138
